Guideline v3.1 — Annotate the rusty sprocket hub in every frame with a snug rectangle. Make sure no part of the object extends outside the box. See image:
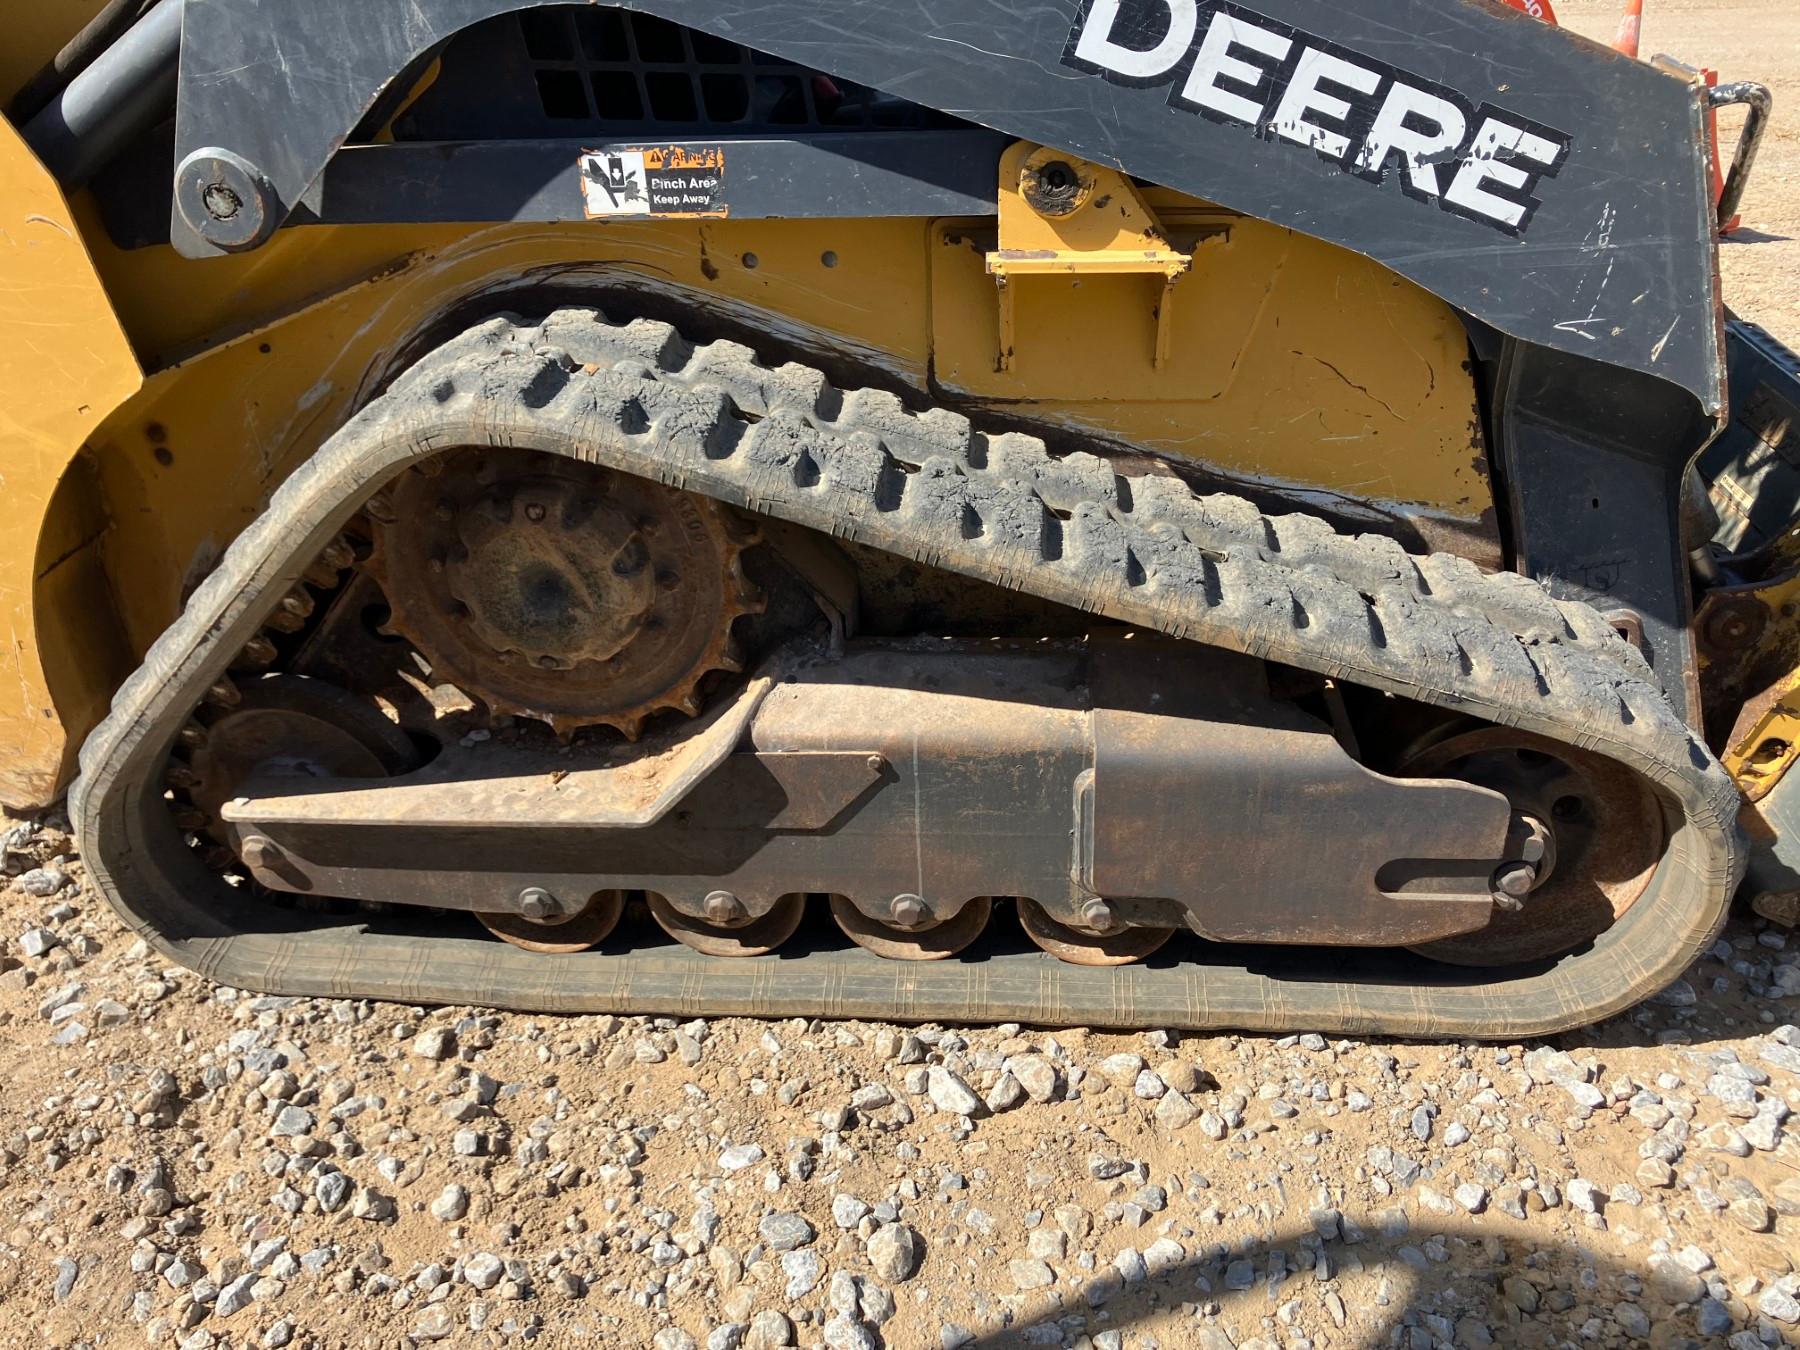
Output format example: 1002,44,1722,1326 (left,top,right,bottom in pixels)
368,448,762,737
